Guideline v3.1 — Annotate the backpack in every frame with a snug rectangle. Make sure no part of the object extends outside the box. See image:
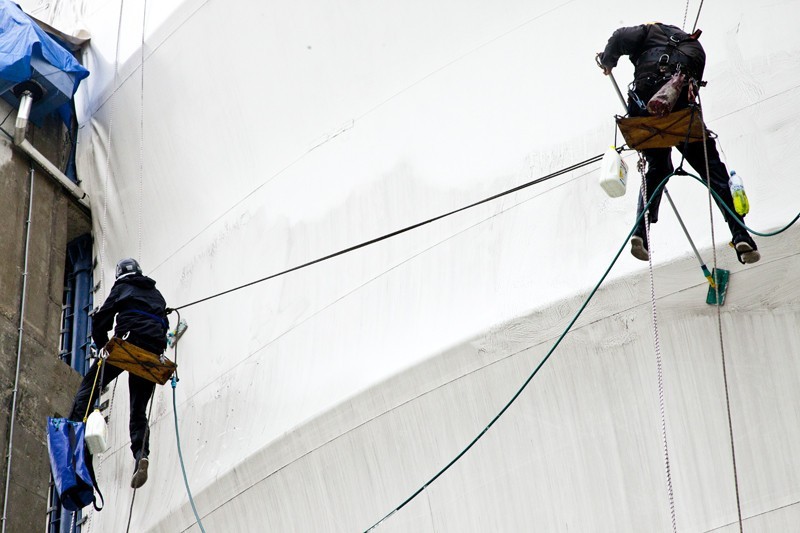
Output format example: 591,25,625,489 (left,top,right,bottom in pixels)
46,418,104,512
